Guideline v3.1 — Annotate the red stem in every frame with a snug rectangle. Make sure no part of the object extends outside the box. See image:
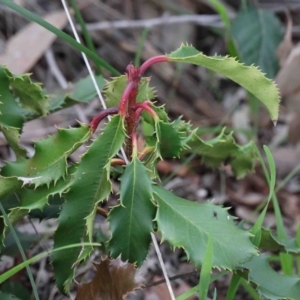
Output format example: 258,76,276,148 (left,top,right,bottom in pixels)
134,101,157,120
118,81,137,117
90,107,119,133
139,55,169,77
